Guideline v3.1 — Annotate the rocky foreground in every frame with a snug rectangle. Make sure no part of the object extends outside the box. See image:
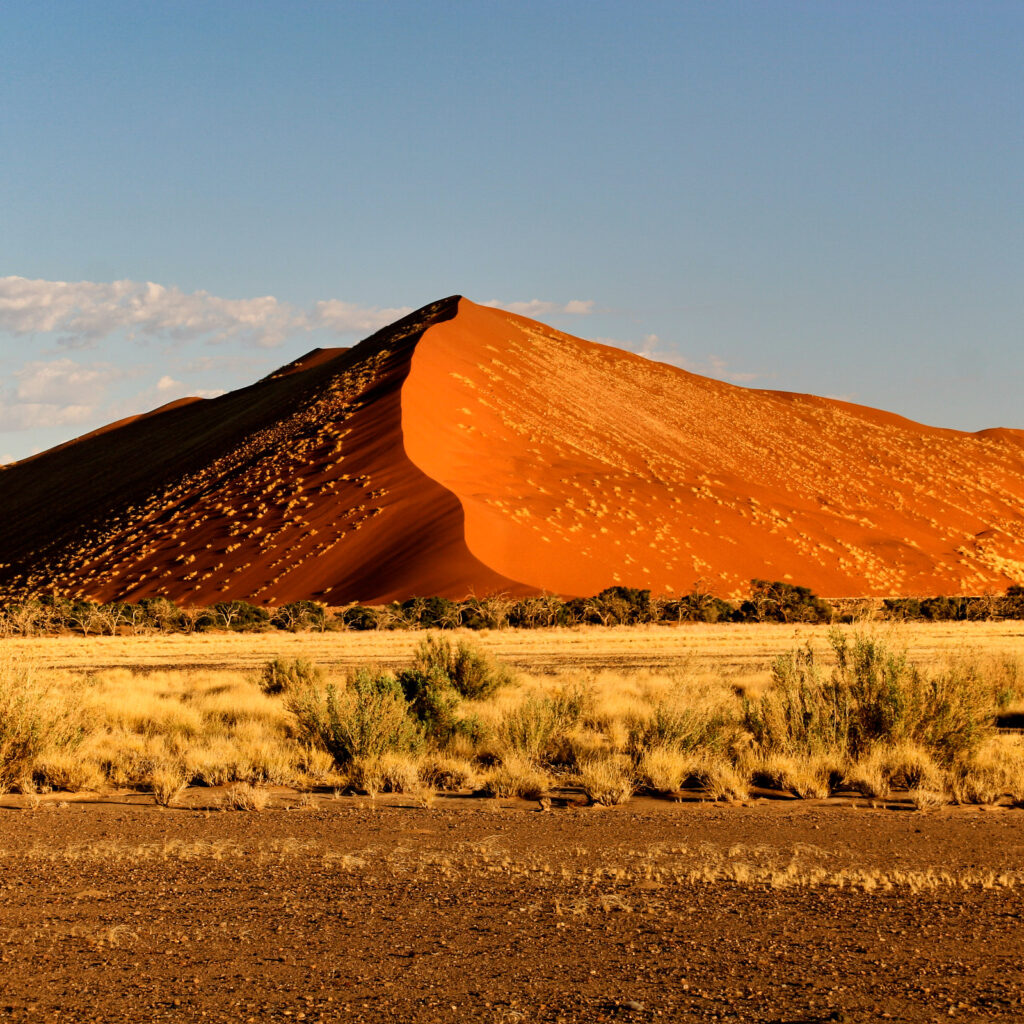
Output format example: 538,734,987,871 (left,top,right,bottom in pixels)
0,796,1021,1022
